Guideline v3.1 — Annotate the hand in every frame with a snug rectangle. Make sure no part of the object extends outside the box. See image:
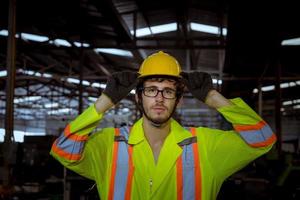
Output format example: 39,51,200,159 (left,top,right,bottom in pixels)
103,71,138,104
180,71,214,102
